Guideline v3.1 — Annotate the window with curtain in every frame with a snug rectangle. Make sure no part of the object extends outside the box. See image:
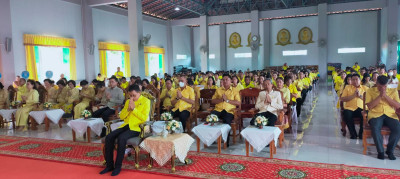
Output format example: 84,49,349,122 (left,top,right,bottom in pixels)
106,50,125,78
35,46,71,82
144,46,165,77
